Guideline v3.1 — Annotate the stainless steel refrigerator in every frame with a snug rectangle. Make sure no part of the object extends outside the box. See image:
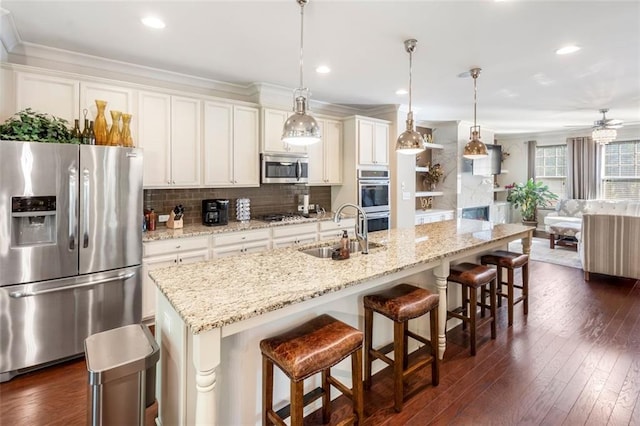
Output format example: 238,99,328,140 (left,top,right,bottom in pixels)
0,140,143,382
